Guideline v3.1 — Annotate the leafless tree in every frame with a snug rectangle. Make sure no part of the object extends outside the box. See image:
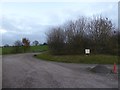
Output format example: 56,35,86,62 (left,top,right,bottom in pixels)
47,26,65,54
32,40,39,46
47,15,117,55
13,40,23,53
88,16,114,54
